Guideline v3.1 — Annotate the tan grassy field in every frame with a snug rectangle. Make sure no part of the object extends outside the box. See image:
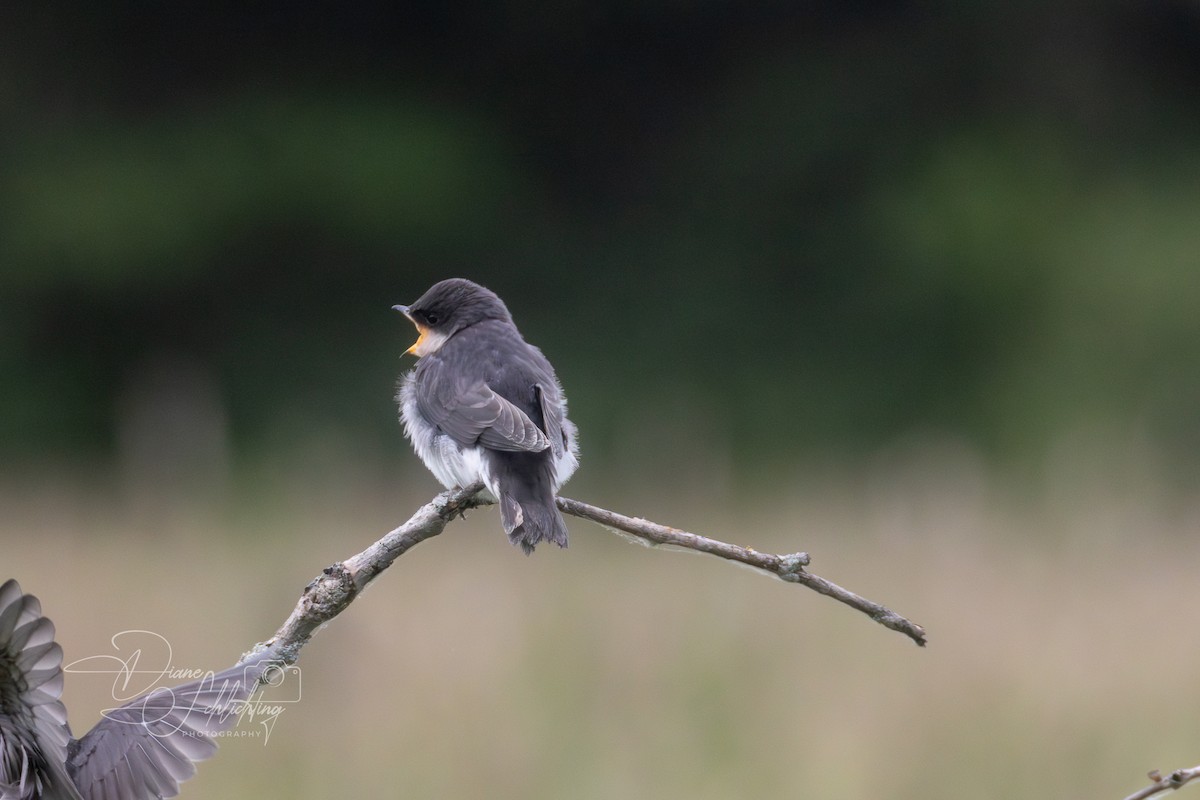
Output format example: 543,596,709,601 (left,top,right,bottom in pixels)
3,451,1198,800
